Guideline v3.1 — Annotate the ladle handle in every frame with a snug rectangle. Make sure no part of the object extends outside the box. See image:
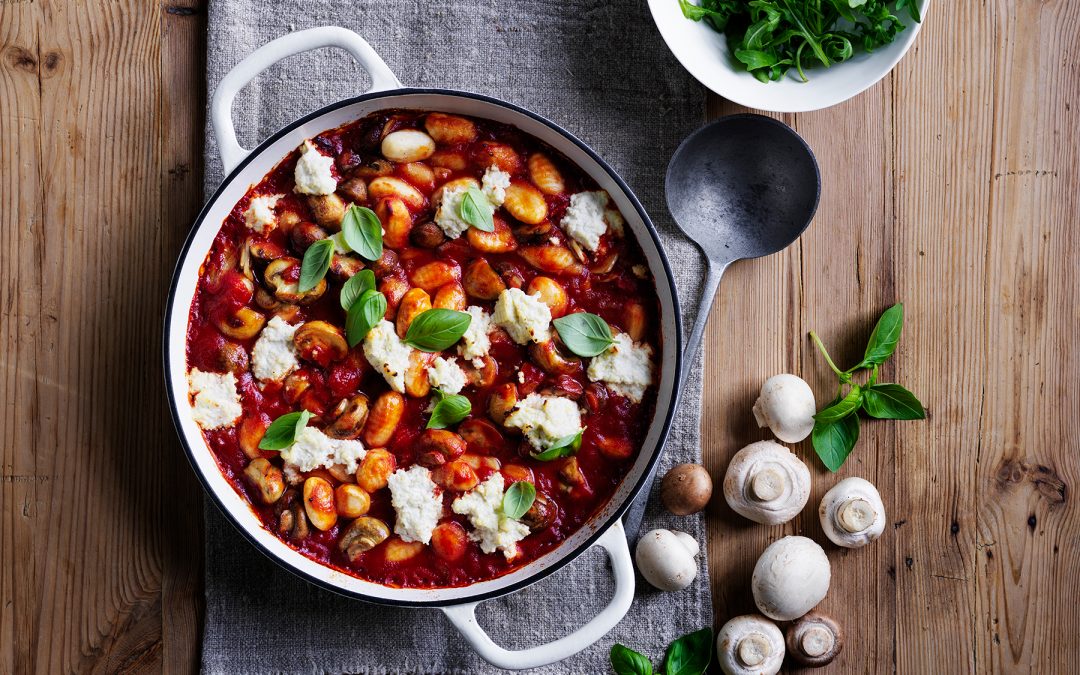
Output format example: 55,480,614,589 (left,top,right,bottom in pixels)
622,260,726,542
